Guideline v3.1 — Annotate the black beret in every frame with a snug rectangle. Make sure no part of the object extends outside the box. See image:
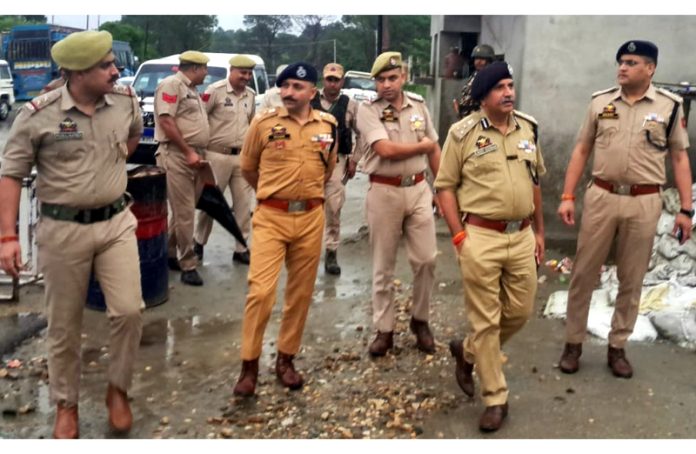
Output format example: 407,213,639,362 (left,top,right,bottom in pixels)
471,61,514,102
616,40,658,64
275,62,318,87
